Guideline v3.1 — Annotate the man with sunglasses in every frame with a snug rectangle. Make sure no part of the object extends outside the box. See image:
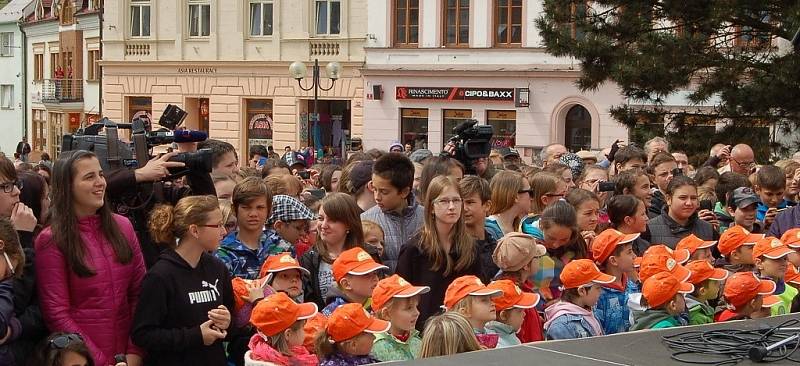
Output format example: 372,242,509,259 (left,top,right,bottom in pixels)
265,195,316,258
